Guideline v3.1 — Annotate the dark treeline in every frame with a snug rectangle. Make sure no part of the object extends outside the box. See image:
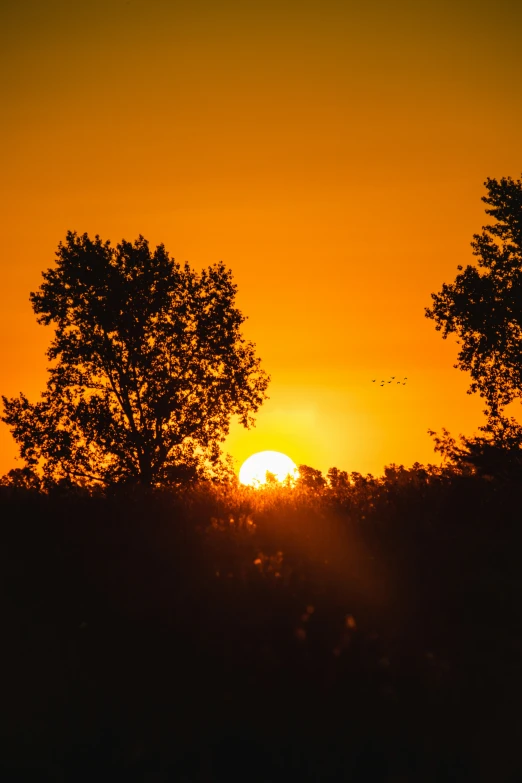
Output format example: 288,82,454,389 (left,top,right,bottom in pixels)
2,463,522,781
